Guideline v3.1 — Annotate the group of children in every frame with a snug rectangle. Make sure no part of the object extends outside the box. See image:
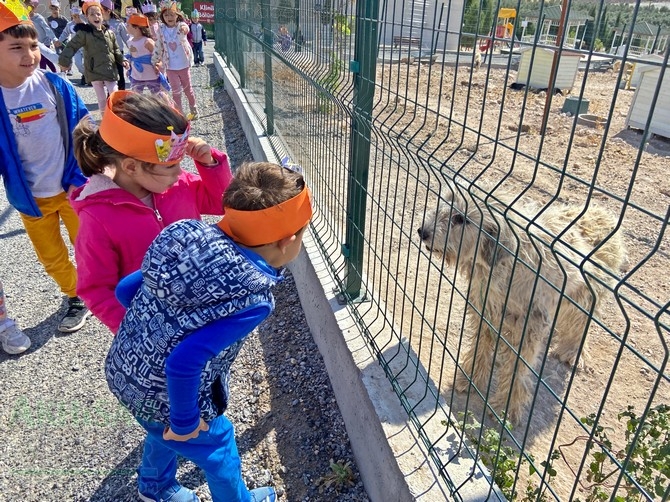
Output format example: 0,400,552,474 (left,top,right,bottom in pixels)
0,1,312,501
56,0,207,118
